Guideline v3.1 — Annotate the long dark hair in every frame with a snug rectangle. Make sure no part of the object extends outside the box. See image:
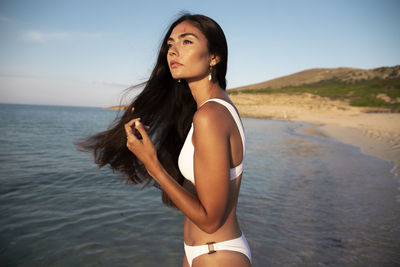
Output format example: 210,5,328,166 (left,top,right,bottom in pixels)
77,13,228,207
